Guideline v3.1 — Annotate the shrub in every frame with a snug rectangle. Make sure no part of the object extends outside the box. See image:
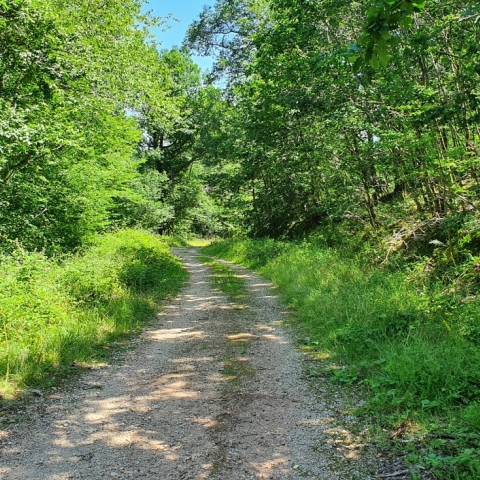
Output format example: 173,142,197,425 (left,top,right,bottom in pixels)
0,230,187,396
